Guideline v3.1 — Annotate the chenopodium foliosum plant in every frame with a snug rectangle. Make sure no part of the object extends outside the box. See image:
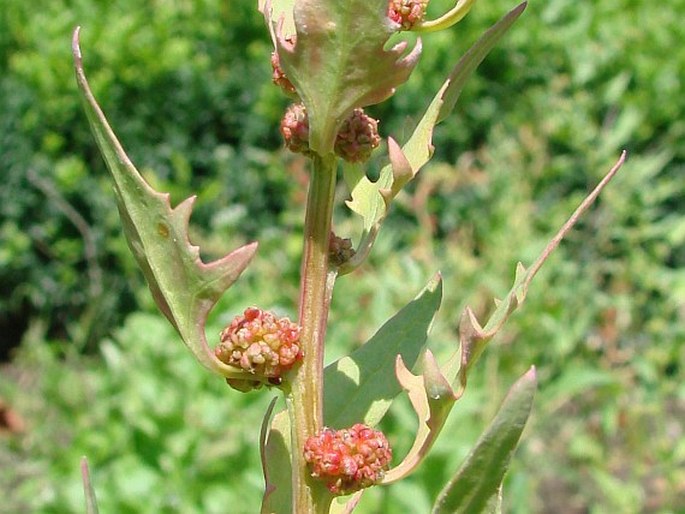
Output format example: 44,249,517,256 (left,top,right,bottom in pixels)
73,0,626,512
